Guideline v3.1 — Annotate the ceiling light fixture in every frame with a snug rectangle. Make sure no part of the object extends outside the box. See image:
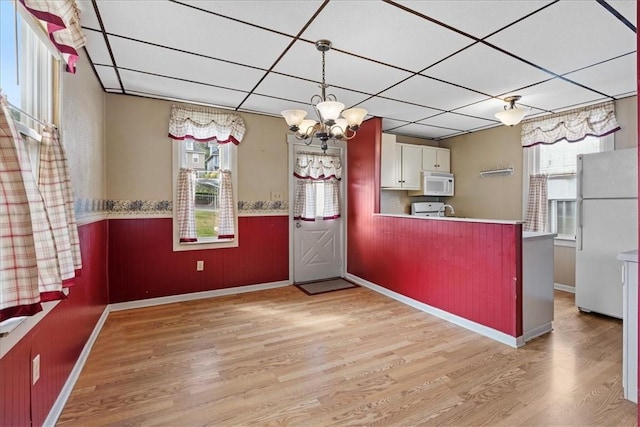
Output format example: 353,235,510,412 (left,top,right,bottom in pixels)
495,95,528,126
281,39,367,152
